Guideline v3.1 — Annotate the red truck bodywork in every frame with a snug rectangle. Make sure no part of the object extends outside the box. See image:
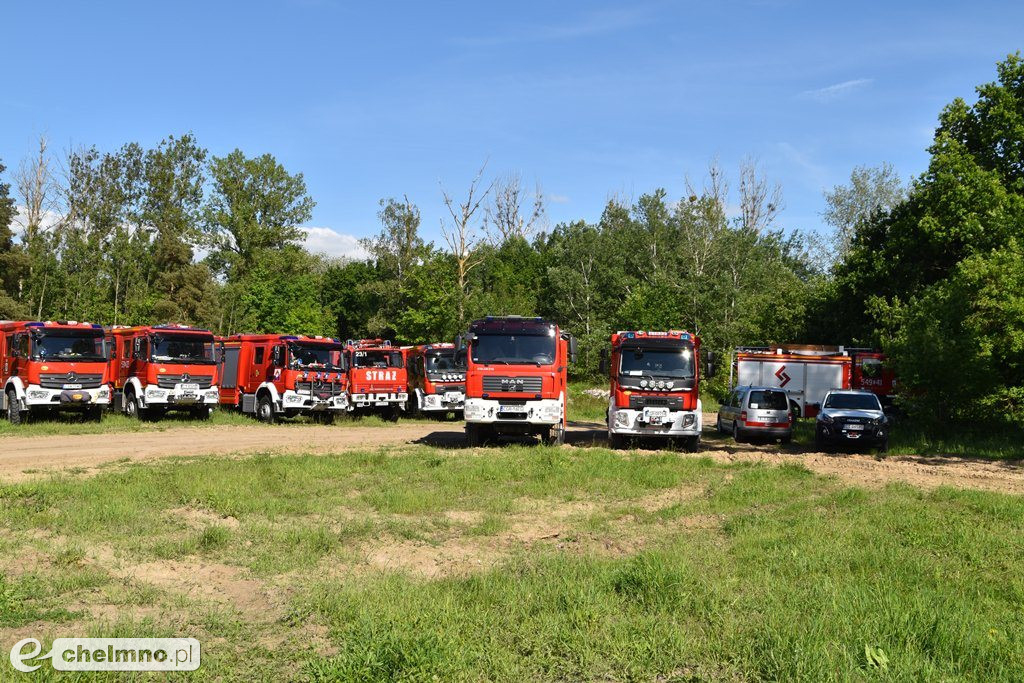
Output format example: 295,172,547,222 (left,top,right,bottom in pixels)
218,334,348,422
345,339,409,418
406,343,466,416
1,320,111,423
461,316,576,446
107,324,219,420
603,330,702,450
